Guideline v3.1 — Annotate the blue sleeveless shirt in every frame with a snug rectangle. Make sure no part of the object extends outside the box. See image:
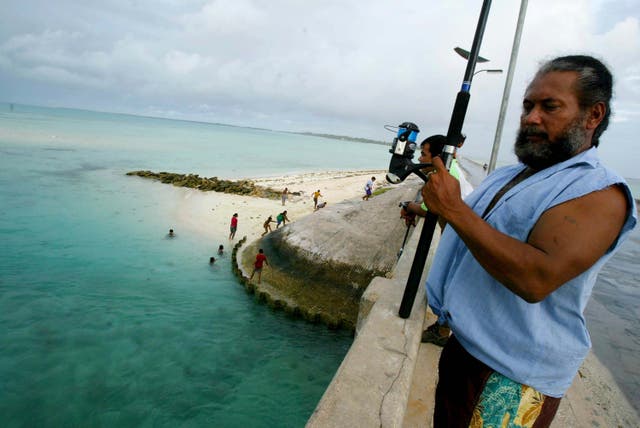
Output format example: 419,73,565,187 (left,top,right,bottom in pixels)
426,148,637,397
